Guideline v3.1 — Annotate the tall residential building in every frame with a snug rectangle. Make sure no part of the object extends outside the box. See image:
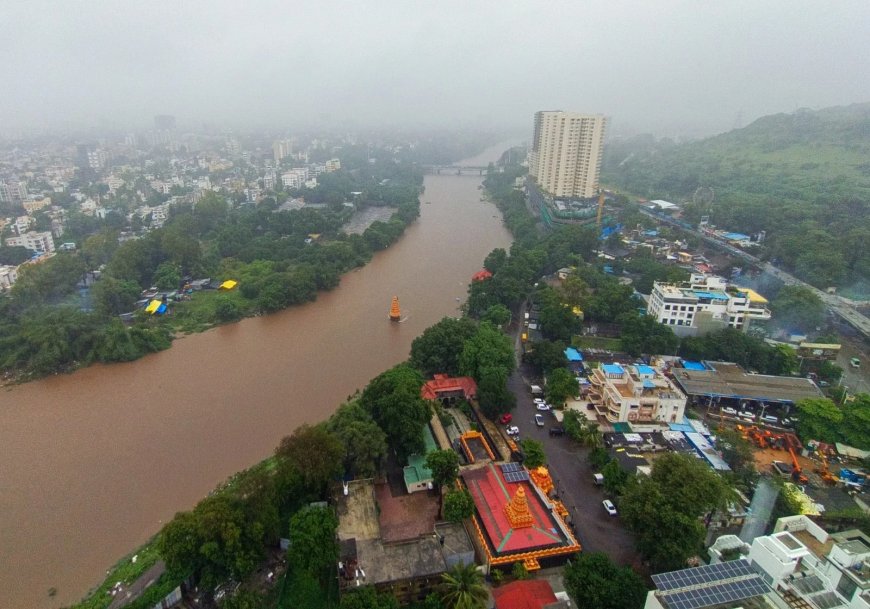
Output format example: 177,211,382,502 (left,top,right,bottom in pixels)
528,111,606,199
